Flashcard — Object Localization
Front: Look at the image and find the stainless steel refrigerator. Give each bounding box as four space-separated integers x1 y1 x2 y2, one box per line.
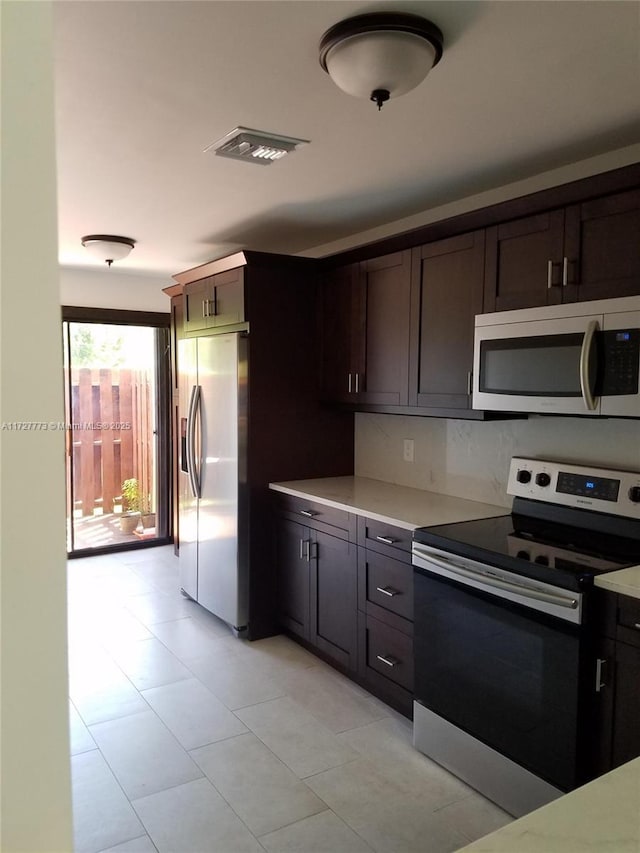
178 333 248 633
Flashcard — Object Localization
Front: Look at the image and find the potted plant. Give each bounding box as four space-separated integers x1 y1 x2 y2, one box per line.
141 492 156 530
120 478 141 533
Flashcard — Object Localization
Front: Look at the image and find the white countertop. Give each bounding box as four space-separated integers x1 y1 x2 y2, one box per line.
269 476 507 531
595 565 640 600
456 756 640 852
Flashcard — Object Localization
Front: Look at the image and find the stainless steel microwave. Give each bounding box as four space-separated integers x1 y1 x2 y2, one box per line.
473 295 640 417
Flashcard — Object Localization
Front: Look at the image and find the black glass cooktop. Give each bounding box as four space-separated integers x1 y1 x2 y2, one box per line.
414 510 640 591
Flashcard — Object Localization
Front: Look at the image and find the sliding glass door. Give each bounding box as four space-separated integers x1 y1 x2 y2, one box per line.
63 314 170 554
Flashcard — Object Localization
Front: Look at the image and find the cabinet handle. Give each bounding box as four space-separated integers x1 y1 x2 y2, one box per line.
562 257 569 287
467 371 473 396
355 373 360 393
299 539 305 560
300 510 317 518
210 293 218 316
376 654 399 668
202 299 208 318
547 260 562 288
376 536 397 545
376 585 400 597
348 373 353 393
595 658 607 692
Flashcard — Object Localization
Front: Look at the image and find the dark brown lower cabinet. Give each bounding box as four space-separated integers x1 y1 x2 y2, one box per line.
593 590 640 776
356 535 414 718
275 518 310 642
274 501 415 713
612 640 640 768
358 613 414 717
274 508 357 674
310 530 358 672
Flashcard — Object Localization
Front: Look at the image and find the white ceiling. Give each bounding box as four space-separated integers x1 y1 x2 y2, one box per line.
53 1 640 278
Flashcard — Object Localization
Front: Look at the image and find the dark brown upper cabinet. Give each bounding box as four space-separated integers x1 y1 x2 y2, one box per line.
483 211 566 312
409 231 485 411
183 275 212 333
484 188 640 312
183 267 245 334
320 251 411 406
563 188 640 303
319 263 357 403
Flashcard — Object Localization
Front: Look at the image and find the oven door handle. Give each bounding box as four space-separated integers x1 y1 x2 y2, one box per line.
413 547 578 610
579 320 599 412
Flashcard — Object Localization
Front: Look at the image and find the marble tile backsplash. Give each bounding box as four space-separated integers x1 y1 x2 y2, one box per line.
355 413 640 508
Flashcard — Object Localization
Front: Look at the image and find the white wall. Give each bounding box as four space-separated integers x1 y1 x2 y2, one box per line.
1 2 73 850
356 413 640 508
304 143 640 258
61 265 169 313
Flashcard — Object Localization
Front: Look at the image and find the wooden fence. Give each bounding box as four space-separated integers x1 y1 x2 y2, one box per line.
68 368 154 516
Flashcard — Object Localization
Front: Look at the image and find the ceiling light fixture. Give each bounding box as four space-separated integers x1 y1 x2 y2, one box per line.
81 234 136 266
319 12 443 110
205 127 309 165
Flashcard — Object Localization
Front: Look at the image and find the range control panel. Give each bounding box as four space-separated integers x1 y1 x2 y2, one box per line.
507 457 640 519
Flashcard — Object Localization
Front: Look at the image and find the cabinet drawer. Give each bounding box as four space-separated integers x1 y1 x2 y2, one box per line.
358 548 413 628
617 596 640 648
274 493 353 539
362 614 414 692
358 517 411 560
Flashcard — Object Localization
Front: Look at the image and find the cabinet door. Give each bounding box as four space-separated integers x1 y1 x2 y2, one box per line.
612 641 640 769
310 529 357 672
275 518 310 641
484 211 565 311
183 278 213 333
211 268 245 327
563 189 640 303
319 265 357 402
409 231 484 410
591 635 615 778
354 251 411 405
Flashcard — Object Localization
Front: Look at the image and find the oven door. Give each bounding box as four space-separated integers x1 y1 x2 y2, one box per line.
472 313 601 415
413 543 585 791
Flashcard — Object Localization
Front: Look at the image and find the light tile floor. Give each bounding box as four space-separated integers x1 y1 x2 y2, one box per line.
68 546 512 853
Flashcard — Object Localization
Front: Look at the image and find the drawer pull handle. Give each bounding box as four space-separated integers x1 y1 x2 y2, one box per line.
376 654 399 668
376 586 400 598
300 510 317 518
376 536 397 545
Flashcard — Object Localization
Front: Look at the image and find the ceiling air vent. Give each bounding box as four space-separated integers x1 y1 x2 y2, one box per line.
204 127 309 165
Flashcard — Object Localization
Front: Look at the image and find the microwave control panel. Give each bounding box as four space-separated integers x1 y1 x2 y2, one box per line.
508 457 640 519
600 329 640 396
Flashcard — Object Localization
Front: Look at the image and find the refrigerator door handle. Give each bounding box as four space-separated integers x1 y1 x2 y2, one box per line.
186 384 201 499
193 384 203 498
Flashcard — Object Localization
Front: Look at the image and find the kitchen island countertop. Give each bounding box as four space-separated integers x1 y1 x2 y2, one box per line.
269 475 507 531
595 564 640 601
456 755 640 852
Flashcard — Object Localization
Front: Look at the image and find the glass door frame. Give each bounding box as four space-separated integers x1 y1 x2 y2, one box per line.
62 306 172 557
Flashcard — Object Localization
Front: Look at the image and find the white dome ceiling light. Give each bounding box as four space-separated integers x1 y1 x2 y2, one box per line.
81 235 136 266
319 12 444 110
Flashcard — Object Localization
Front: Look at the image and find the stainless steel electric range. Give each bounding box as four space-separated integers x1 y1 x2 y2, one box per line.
412 456 640 817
